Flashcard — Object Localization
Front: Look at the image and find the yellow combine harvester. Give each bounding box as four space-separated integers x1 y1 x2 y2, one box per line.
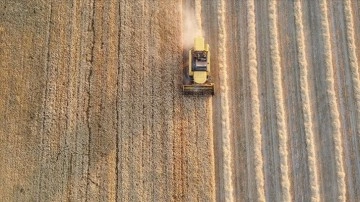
183 36 214 95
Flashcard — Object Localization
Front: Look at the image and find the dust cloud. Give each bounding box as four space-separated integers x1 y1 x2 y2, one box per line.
182 3 202 49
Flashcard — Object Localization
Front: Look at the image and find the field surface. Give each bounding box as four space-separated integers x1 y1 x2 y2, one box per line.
1 0 360 201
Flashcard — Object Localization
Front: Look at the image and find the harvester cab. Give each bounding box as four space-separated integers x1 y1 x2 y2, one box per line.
183 36 214 95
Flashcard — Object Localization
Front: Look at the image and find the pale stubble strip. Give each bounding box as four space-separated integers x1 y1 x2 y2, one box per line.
294 1 320 201
268 1 291 201
319 0 346 200
218 0 233 201
247 0 265 201
344 0 360 135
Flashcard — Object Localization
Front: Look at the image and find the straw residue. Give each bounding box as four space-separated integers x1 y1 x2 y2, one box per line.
294 1 320 201
319 0 346 200
247 0 265 201
344 0 360 135
268 1 291 201
218 0 233 201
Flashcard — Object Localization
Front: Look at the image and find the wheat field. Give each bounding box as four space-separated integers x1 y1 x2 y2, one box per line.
1 0 360 201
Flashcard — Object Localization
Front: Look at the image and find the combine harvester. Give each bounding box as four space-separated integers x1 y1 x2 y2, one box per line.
183 36 214 95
